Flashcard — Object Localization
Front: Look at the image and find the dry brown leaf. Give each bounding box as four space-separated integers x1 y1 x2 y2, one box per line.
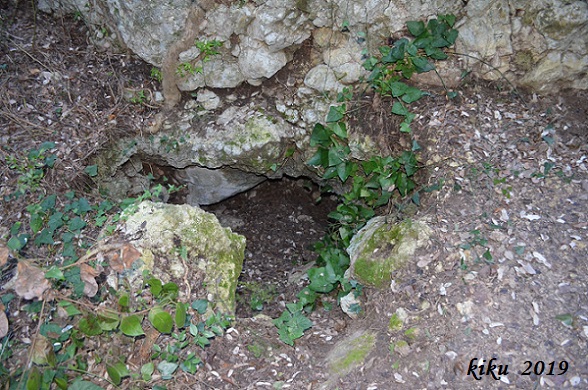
14 261 51 300
110 243 141 272
30 334 55 366
0 245 8 267
80 264 99 298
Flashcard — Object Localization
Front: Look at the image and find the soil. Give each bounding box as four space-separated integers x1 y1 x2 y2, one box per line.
1 3 587 390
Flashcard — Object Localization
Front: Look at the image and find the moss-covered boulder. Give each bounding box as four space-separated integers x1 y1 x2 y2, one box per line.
346 217 431 288
121 201 245 315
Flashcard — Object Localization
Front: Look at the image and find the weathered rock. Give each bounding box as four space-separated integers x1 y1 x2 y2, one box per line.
38 0 588 92
321 331 376 389
346 217 432 288
121 201 245 315
94 99 313 205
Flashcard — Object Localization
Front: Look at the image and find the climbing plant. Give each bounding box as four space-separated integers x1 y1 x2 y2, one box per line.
273 15 458 345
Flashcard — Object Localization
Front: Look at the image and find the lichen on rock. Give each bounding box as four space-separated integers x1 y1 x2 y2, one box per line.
347 217 432 288
121 201 245 315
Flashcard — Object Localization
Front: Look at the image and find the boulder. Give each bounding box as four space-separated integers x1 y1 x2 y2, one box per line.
346 217 432 288
121 201 245 315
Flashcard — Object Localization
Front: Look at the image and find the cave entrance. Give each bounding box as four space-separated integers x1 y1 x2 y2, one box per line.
202 177 338 318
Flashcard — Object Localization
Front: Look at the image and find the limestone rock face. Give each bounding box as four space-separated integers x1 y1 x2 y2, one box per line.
50 0 586 205
39 0 588 93
121 201 245 315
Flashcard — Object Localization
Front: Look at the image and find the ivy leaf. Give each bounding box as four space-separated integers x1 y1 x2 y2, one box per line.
68 217 86 233
399 122 412 133
389 81 408 97
327 147 344 167
309 123 330 146
141 363 155 381
329 121 347 139
175 302 187 328
7 236 25 251
29 213 43 234
40 194 56 212
47 211 64 232
391 102 409 116
406 20 425 37
68 379 106 390
307 148 328 168
106 362 129 386
401 87 423 103
555 313 573 327
45 266 64 280
149 307 173 334
191 299 208 314
307 267 335 293
34 228 55 246
84 165 98 177
443 14 456 27
445 28 458 45
78 314 103 336
326 105 345 123
120 315 145 337
412 56 435 73
157 361 178 380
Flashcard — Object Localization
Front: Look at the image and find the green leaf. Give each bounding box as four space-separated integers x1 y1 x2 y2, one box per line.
391 102 409 116
330 121 347 139
146 277 163 297
412 56 435 73
34 228 55 246
72 198 92 215
7 236 25 251
58 300 82 316
309 123 330 147
47 211 64 232
106 362 129 386
40 194 56 212
406 20 425 37
26 367 42 390
149 307 173 334
175 302 187 328
191 299 208 314
68 379 106 390
555 313 573 327
68 216 86 232
399 122 412 133
401 86 423 103
157 361 178 380
445 29 458 45
307 267 335 293
162 282 179 299
326 105 345 123
79 314 103 336
307 148 328 168
84 165 98 177
389 81 408 97
327 147 344 167
45 266 65 280
29 213 43 234
98 310 120 331
120 315 145 336
141 362 155 381
443 14 456 27
118 293 130 308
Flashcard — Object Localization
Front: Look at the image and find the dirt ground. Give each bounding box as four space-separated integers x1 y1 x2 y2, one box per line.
1 3 587 390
